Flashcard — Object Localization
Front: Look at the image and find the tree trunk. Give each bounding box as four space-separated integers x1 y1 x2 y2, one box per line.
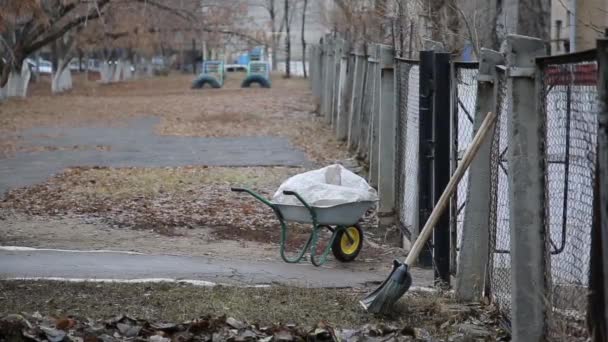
112 60 124 83
2 61 32 98
50 33 76 93
284 0 291 78
497 0 550 50
270 0 278 71
51 58 73 94
301 0 308 78
100 61 113 83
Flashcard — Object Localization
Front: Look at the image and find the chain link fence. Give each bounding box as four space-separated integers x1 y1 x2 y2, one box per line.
310 36 606 340
538 52 598 340
488 67 513 322
395 59 420 239
451 63 479 261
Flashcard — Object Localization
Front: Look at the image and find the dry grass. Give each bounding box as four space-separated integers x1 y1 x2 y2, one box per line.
0 281 504 338
0 73 347 163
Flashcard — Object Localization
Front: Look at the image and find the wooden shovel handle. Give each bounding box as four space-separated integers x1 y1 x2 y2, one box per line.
405 112 497 265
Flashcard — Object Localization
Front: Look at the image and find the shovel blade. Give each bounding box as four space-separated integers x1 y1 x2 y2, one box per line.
360 260 412 313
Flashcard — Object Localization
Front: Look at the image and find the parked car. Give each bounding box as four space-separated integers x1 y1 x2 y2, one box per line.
69 59 80 71
37 60 53 74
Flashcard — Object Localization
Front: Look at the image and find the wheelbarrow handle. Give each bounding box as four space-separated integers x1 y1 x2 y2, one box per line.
231 187 275 209
282 190 316 220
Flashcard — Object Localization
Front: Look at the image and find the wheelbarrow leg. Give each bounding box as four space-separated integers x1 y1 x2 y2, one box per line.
232 187 311 264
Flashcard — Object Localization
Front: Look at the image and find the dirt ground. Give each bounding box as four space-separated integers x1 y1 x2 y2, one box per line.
0 72 394 264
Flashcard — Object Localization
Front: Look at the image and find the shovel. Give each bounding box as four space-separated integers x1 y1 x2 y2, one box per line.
360 111 497 314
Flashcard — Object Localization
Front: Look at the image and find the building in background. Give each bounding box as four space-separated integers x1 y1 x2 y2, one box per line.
245 0 332 73
551 0 608 53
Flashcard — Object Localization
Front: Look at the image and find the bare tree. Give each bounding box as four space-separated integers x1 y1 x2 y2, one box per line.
301 0 308 78
284 0 290 78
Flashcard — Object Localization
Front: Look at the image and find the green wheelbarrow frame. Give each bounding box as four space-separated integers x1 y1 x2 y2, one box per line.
231 187 364 266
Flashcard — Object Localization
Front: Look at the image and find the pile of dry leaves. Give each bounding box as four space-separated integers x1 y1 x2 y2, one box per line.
0 312 503 342
1 166 376 248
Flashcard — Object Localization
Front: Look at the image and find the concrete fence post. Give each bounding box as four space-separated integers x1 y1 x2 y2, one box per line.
358 44 378 162
323 36 334 122
337 41 353 141
370 45 382 188
308 45 315 92
455 49 503 301
331 38 343 129
594 38 608 340
320 39 328 116
505 34 547 342
310 46 321 104
377 45 397 232
348 45 366 150
315 45 323 99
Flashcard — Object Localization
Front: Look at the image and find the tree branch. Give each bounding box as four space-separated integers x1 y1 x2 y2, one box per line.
24 0 112 56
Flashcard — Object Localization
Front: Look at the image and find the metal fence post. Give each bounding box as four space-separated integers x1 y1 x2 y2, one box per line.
418 50 434 267
505 34 547 342
455 49 503 301
593 38 608 342
377 45 397 232
337 40 353 141
432 52 451 285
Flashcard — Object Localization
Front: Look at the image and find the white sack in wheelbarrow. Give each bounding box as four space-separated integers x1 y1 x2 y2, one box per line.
272 164 378 207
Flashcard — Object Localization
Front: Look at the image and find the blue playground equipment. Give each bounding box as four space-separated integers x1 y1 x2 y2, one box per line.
241 46 271 88
192 61 224 89
242 61 271 88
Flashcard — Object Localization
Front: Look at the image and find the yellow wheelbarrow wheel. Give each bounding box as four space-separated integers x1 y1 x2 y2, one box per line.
331 225 363 262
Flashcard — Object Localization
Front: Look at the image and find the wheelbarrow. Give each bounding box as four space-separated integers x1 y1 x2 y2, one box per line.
231 187 375 266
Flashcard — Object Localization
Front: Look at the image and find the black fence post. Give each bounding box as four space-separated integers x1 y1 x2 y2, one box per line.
592 38 608 342
418 50 434 267
433 52 451 285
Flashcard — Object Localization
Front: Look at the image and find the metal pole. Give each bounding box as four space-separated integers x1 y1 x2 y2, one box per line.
432 52 451 285
418 50 434 267
455 49 503 301
593 38 608 341
505 34 547 341
370 45 382 188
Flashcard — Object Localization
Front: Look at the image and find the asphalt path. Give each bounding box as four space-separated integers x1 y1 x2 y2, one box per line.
0 248 433 288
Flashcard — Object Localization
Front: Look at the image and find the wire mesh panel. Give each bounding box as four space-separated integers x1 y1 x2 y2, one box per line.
539 52 598 340
487 67 512 322
452 63 479 256
395 59 419 238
